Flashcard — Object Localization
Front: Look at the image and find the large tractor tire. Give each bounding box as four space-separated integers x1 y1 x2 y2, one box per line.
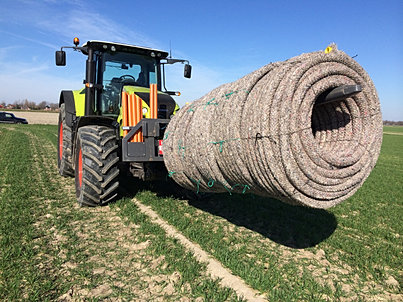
58 103 74 176
74 125 120 206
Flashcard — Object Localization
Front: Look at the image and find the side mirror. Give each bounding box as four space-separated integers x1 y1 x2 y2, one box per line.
55 50 66 66
184 64 192 78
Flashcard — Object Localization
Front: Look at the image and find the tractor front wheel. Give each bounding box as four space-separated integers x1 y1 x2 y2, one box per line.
58 103 74 176
74 126 119 206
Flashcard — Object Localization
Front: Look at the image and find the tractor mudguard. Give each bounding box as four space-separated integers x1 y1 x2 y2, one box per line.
59 89 86 127
59 90 76 127
173 103 180 115
72 88 85 116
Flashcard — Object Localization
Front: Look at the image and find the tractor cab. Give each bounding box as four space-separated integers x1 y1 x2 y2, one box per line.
97 47 161 117
56 38 191 121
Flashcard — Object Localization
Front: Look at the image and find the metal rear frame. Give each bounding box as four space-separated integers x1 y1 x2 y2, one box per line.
122 118 169 162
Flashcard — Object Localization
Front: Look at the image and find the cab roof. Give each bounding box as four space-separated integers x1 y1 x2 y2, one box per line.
82 40 169 59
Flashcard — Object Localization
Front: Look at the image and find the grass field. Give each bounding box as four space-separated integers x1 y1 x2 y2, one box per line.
0 124 401 301
384 126 403 135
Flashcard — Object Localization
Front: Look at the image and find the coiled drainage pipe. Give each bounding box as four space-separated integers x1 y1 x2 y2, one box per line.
163 47 382 209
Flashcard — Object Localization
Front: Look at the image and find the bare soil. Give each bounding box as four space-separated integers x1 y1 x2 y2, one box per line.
8 111 59 125
134 199 266 302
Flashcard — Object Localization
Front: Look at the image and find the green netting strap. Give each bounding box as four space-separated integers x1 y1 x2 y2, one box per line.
209 140 226 152
203 97 219 109
242 185 251 194
190 178 201 194
231 184 251 194
184 89 250 112
178 140 186 158
218 181 233 195
224 91 234 99
166 172 251 195
223 89 250 100
209 138 240 153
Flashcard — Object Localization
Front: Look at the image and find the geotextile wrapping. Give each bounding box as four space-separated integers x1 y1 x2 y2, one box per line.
162 47 383 209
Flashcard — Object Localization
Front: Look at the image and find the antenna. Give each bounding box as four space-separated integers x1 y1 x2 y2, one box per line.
169 40 172 58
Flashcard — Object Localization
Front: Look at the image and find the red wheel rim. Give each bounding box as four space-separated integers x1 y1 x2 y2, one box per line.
59 123 63 160
78 148 83 187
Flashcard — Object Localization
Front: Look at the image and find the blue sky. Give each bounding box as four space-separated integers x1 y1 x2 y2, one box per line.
0 0 402 120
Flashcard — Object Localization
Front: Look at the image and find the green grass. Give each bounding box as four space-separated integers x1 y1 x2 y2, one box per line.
130 131 403 301
0 124 401 301
0 124 242 301
383 125 403 133
0 125 64 300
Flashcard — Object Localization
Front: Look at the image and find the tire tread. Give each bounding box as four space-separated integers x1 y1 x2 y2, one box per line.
75 125 119 206
58 103 74 176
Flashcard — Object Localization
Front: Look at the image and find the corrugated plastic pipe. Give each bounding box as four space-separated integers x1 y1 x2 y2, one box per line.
163 46 382 209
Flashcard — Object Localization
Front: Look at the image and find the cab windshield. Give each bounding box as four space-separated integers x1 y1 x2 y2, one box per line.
99 52 158 116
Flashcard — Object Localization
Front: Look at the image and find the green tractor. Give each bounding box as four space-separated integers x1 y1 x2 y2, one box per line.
56 38 191 206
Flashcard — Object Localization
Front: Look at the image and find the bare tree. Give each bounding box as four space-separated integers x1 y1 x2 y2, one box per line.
49 103 58 110
13 100 23 109
38 101 47 110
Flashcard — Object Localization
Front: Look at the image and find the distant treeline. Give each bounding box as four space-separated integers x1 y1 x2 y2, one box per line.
383 120 403 126
0 99 58 110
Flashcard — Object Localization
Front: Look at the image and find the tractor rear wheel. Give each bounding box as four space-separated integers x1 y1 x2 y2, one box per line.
58 103 74 176
74 125 120 206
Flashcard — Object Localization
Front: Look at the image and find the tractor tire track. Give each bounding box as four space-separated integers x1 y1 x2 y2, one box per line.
133 198 266 302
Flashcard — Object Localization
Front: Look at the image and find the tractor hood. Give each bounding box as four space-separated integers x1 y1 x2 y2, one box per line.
123 85 177 119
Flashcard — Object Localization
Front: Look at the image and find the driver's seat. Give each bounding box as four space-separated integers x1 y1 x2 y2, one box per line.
137 72 146 87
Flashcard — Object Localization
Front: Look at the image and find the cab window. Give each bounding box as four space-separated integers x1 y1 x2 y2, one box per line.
99 52 158 116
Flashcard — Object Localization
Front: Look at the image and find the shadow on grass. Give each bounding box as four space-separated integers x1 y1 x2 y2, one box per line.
119 175 337 249
188 193 337 249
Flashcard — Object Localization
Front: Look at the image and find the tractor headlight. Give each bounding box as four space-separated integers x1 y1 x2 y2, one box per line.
142 108 148 115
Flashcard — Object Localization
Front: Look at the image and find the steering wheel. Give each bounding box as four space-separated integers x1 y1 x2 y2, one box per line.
119 75 136 82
